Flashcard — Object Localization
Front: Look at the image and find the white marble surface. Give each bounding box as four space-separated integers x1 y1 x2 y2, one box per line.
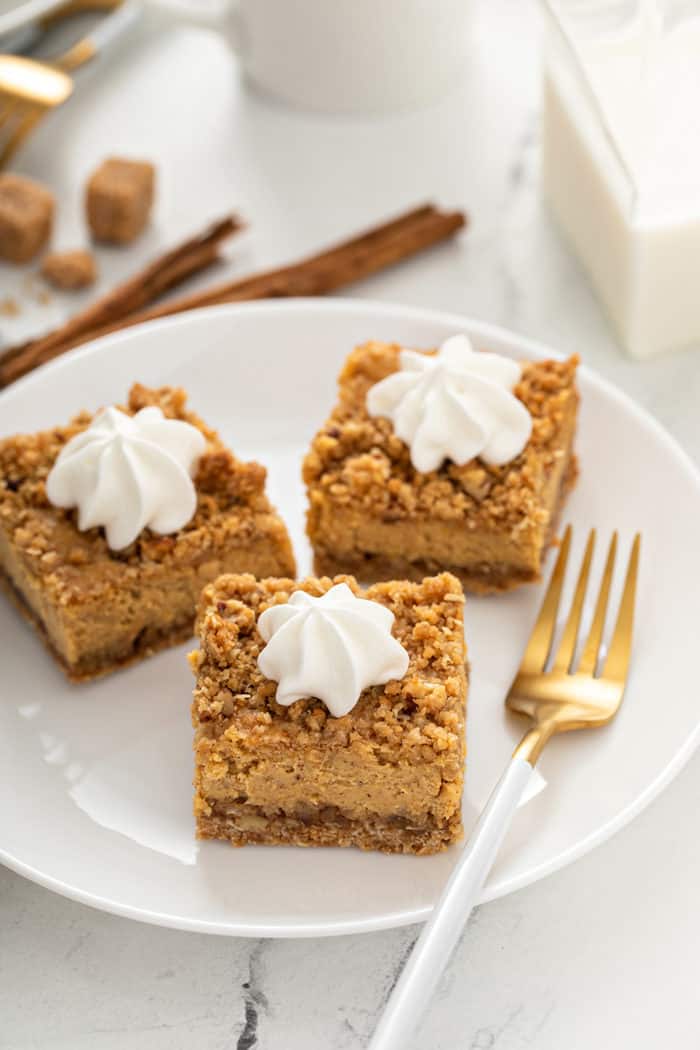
2 1 700 1047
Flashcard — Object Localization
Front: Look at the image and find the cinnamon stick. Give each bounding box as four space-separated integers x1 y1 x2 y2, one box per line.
0 215 243 376
0 205 466 388
133 206 466 318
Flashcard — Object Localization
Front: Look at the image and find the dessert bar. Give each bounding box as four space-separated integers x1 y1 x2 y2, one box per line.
304 336 579 593
0 384 295 680
191 572 467 855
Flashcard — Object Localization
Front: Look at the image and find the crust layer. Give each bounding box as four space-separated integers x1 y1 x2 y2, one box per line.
197 805 462 855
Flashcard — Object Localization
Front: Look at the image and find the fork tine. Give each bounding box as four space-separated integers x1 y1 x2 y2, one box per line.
519 525 572 675
576 532 617 675
602 533 641 683
551 529 596 673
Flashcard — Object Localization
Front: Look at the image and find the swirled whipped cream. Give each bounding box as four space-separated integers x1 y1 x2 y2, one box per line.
257 583 409 718
366 333 532 473
46 405 206 550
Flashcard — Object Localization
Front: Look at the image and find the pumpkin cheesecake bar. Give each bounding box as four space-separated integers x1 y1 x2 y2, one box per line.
0 384 295 681
303 337 579 593
190 572 468 855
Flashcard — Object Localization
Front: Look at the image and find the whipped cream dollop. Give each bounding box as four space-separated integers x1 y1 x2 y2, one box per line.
46 405 206 550
257 583 409 718
366 333 532 473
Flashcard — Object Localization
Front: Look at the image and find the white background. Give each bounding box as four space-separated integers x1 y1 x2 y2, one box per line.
2 1 699 1047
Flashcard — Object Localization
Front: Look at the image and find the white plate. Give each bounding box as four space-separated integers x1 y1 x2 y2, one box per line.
1 299 699 938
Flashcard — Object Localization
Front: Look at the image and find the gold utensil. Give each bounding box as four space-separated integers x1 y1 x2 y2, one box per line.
509 525 640 762
0 0 139 169
369 526 641 1050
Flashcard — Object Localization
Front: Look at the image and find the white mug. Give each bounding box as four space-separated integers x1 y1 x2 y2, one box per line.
151 0 472 114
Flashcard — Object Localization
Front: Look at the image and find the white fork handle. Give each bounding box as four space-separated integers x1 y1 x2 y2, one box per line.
368 755 534 1050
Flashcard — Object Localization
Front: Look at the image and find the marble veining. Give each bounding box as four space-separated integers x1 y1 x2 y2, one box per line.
237 942 269 1050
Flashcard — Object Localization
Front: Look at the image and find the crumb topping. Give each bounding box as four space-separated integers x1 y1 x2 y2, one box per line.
40 249 97 291
303 342 579 532
0 384 274 600
191 572 467 765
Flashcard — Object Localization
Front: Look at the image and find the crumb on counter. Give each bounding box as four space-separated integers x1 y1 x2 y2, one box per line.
0 296 20 317
41 249 97 291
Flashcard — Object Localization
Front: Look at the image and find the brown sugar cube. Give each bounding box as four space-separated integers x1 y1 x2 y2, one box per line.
41 249 97 291
0 174 55 264
86 157 155 244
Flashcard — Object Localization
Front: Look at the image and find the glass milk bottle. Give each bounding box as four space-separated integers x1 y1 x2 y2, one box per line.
541 1 700 357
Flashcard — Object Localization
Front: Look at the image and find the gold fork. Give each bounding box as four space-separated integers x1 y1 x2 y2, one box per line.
369 526 641 1050
0 0 140 170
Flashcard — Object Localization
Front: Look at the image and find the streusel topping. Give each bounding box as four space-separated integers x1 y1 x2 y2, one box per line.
191 572 467 767
0 385 273 599
303 342 579 532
